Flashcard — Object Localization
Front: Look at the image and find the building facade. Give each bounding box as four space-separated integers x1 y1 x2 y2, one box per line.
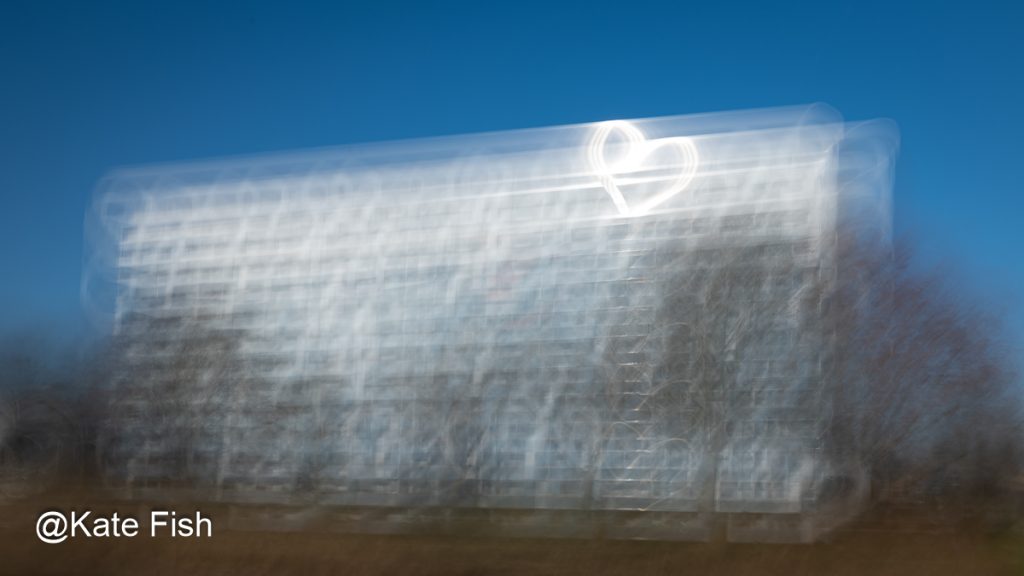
87 106 895 540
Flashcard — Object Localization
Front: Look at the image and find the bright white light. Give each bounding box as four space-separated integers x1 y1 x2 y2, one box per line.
586 120 699 216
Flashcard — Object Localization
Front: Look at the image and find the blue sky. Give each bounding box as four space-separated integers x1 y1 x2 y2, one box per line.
1 1 1021 351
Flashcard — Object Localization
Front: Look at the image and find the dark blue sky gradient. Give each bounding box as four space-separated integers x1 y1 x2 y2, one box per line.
1 1 1021 349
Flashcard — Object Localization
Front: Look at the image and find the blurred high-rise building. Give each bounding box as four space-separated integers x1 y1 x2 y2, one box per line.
85 106 895 541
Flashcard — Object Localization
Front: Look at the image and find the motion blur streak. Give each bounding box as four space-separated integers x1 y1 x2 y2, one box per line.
83 105 898 542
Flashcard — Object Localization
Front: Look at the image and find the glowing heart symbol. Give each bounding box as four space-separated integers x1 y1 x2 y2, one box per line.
587 121 699 216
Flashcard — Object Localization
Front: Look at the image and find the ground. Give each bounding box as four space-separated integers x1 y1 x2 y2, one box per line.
1 488 1021 575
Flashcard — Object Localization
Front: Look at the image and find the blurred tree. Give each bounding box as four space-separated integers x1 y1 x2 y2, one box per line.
825 228 1022 512
97 312 270 492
